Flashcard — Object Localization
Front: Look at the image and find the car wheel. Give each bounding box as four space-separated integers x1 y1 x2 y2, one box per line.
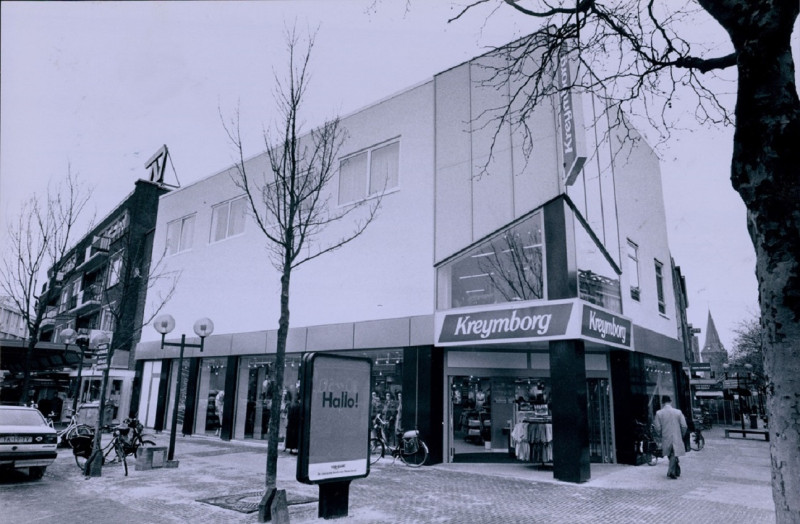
29 466 46 480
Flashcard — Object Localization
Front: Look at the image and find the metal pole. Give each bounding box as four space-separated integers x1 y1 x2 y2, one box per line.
71 343 86 415
168 334 186 462
738 374 746 432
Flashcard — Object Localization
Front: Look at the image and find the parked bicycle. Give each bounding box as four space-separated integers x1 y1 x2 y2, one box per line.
634 419 661 466
369 414 428 468
690 419 705 451
69 418 155 476
53 408 94 448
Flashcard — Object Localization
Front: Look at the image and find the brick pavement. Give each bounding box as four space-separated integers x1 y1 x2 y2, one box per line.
0 425 775 523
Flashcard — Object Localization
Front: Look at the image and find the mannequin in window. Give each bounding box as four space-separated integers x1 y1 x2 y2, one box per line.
215 390 225 436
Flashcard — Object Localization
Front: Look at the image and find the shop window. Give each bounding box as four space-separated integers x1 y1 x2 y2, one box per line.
627 240 640 300
237 354 304 440
210 196 247 243
338 140 399 205
655 259 666 314
165 214 195 256
437 211 544 309
574 209 622 312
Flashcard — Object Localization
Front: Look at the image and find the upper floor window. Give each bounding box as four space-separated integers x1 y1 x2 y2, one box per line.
107 252 123 288
210 196 247 243
166 214 196 256
100 307 116 332
627 240 640 300
655 259 666 314
338 140 399 205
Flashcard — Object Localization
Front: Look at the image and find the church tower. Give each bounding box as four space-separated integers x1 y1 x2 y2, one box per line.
701 311 728 378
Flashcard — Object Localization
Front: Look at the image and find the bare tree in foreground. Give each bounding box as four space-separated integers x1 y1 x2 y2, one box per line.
449 1 799 519
0 168 92 405
222 28 381 521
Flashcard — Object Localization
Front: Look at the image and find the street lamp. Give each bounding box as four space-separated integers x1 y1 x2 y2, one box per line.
723 363 752 432
154 314 214 465
61 328 90 416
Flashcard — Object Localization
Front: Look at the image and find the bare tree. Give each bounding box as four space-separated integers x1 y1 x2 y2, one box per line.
449 1 799 519
730 316 765 373
222 27 381 521
0 168 93 405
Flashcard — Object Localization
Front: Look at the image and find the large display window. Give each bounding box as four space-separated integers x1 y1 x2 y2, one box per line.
236 354 302 441
436 211 544 310
195 358 228 437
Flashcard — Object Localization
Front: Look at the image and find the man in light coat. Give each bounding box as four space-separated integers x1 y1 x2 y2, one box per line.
653 395 688 479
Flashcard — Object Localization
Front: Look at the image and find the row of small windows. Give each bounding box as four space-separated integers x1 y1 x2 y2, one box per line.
166 140 401 255
626 239 667 315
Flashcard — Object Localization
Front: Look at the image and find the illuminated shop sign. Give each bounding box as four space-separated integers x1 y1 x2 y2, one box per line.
438 303 573 344
580 305 632 348
436 300 633 349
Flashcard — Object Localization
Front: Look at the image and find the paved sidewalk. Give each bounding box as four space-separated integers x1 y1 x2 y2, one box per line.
0 425 775 523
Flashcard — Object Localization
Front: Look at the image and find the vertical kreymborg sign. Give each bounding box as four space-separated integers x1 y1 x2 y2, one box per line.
557 48 587 187
297 353 372 485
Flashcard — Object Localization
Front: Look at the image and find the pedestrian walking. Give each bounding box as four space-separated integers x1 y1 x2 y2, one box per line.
653 395 687 479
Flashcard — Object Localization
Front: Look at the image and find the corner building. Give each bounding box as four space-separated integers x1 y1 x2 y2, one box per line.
135 44 686 482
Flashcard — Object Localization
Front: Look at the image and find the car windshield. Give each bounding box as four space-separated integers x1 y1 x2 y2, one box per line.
0 409 47 427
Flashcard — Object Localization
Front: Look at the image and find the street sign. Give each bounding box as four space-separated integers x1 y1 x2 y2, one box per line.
690 363 711 371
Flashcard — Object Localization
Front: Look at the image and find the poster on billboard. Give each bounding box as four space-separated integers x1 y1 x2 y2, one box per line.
297 353 372 485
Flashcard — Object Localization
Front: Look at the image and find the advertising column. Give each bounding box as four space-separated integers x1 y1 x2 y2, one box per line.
297 353 372 519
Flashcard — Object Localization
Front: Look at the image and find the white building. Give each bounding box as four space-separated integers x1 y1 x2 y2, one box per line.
135 43 687 481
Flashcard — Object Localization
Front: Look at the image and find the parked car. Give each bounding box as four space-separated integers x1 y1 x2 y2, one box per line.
0 405 58 479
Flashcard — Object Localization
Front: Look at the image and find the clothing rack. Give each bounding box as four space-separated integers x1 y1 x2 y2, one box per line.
511 417 553 467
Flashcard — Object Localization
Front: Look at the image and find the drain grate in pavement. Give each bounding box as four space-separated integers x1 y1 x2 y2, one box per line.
197 491 317 513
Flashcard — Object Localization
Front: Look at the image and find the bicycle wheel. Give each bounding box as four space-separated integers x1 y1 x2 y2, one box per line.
400 438 428 468
117 442 128 476
71 435 94 472
369 438 385 465
64 425 94 447
691 432 705 451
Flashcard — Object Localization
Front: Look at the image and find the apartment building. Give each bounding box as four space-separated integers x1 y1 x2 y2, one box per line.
39 178 170 421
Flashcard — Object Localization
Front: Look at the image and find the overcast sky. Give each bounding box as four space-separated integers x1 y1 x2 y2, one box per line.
2 1 797 351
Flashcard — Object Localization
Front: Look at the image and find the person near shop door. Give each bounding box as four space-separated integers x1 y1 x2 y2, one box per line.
653 395 688 479
284 396 301 454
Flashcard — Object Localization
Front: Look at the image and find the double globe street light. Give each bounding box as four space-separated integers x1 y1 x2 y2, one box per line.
153 314 214 465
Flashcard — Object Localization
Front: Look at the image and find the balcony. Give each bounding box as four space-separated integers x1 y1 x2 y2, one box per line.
72 286 103 317
39 306 60 327
75 236 110 274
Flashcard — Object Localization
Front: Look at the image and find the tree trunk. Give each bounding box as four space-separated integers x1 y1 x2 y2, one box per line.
264 267 291 492
726 12 800 521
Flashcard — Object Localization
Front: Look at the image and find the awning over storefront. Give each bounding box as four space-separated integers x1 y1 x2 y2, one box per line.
0 339 82 374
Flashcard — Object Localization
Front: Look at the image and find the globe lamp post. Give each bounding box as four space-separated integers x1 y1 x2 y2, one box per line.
154 314 214 465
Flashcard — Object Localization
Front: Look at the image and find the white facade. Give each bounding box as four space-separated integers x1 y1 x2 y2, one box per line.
134 43 686 472
141 81 436 342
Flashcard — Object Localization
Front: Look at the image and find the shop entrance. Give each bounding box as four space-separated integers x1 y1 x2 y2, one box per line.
449 375 614 464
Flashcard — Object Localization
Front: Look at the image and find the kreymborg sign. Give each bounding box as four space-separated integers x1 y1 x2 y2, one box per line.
436 300 632 349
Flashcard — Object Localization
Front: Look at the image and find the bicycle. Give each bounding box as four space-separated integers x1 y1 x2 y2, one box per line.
369 414 428 468
634 420 661 466
69 418 155 476
55 408 94 448
690 419 705 451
